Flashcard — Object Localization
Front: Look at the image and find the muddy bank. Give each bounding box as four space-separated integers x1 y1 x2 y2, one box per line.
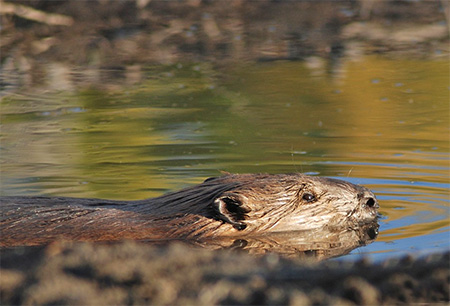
1 241 448 305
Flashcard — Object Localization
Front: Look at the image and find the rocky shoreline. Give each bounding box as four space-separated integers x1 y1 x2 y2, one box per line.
1 241 448 305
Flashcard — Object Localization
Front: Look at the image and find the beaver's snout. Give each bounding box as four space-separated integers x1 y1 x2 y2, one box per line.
363 197 379 219
365 197 376 207
362 196 378 211
353 189 379 224
361 189 378 205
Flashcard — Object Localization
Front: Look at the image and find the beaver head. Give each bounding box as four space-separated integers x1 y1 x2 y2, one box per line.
196 173 379 235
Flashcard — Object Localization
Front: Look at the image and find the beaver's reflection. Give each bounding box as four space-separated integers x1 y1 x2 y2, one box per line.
190 221 379 260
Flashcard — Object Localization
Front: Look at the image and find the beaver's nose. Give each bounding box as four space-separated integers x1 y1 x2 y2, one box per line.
363 196 379 210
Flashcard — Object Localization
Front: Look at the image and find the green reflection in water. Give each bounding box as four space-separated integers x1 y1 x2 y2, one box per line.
1 57 448 250
1 57 448 197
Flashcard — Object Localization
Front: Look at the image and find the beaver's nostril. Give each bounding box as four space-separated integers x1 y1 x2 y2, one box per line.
366 197 376 208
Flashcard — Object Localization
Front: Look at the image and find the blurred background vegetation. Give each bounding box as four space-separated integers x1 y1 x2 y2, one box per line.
1 0 448 92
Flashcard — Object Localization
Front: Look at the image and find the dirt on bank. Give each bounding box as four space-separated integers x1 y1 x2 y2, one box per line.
1 241 448 305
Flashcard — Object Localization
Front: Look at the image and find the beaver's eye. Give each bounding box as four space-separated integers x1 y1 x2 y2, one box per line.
302 193 316 203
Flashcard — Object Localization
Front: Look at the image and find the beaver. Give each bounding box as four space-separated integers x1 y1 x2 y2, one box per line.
0 173 379 247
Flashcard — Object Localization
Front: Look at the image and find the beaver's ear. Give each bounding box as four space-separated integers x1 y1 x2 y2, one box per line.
213 193 251 230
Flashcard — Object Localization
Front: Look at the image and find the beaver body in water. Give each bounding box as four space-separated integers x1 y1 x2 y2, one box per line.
0 173 379 247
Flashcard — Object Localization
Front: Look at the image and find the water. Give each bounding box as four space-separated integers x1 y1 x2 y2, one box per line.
1 56 449 261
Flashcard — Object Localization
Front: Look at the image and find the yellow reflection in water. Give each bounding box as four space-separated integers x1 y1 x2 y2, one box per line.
223 55 448 175
378 219 448 242
0 56 448 256
1 56 448 200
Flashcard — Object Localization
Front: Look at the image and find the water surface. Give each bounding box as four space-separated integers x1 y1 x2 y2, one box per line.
1 56 448 260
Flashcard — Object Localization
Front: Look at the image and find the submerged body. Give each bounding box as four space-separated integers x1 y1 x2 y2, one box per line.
0 173 379 247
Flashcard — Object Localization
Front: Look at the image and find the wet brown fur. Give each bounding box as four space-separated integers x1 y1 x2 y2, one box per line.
0 173 379 247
